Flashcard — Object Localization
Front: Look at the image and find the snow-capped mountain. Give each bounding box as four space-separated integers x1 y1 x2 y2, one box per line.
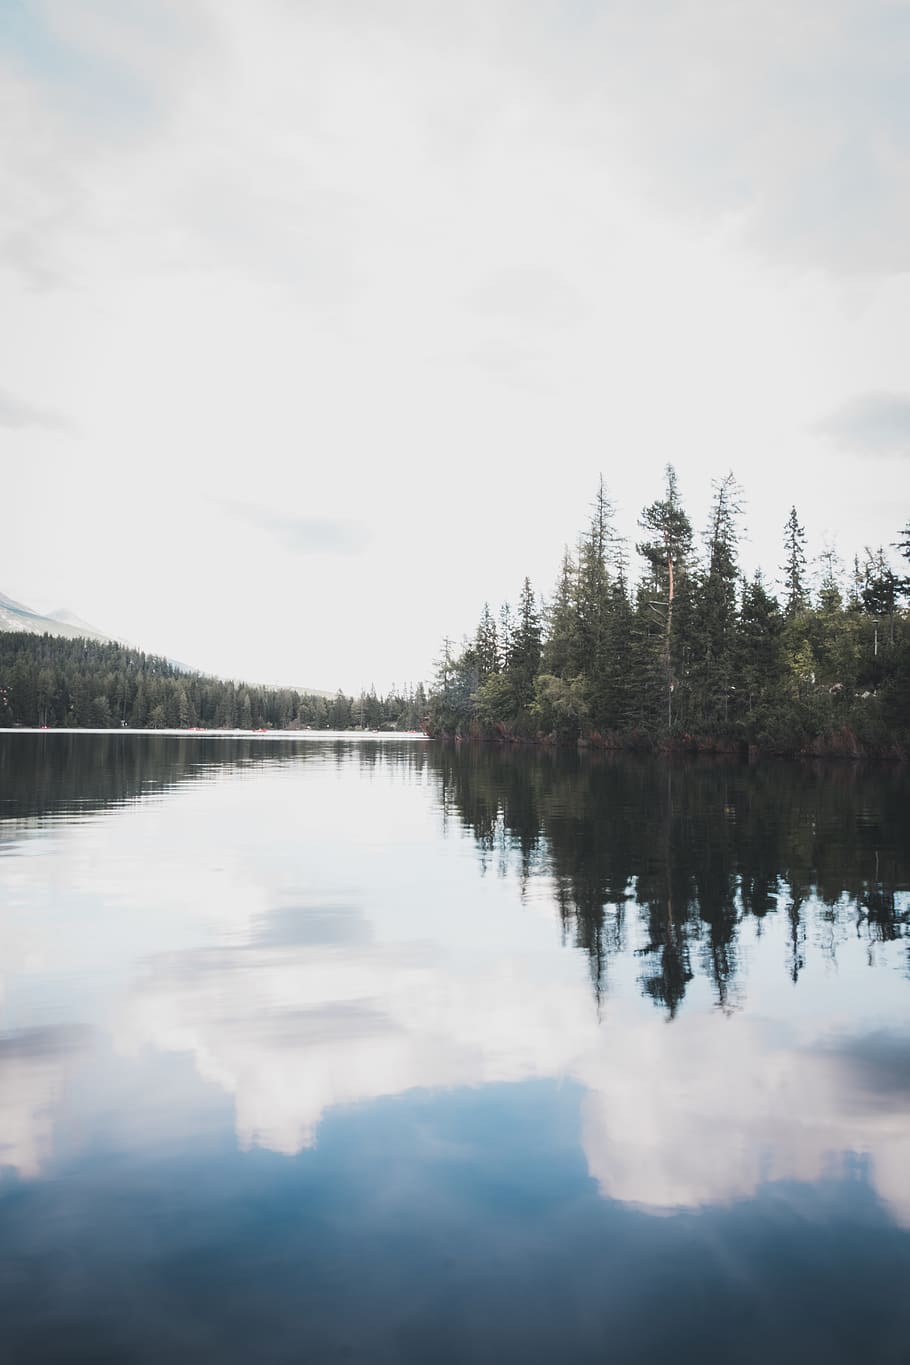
0 592 328 690
0 591 115 644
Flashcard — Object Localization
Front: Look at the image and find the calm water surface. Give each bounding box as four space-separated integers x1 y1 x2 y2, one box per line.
1 733 908 1364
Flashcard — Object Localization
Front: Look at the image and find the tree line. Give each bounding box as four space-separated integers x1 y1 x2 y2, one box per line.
0 633 426 732
428 469 910 754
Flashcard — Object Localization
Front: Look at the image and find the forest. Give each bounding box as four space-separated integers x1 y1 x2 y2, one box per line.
0 633 426 732
2 468 907 751
427 469 910 755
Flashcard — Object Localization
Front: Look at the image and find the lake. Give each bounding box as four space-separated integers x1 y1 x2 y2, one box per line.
1 733 908 1364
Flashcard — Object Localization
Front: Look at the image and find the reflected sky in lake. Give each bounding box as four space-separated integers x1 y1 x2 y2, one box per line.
1 734 909 1363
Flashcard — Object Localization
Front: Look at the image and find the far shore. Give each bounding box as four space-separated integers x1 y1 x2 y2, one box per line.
0 727 429 740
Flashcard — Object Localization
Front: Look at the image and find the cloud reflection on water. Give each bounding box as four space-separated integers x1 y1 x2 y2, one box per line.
1 738 908 1233
120 898 910 1226
0 1027 85 1178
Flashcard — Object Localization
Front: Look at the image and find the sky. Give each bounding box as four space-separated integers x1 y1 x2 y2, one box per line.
2 0 909 693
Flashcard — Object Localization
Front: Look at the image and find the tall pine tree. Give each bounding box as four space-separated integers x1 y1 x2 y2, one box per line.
781 506 808 616
637 464 693 732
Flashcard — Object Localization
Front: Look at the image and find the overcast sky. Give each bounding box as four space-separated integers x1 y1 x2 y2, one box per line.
2 0 909 693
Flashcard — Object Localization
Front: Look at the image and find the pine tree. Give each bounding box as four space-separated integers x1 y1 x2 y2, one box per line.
893 523 910 598
602 542 636 732
861 547 900 648
575 477 616 728
497 603 514 673
473 604 499 681
542 548 578 679
895 523 910 564
637 464 693 731
691 473 743 730
506 577 542 716
816 544 844 613
735 572 783 734
781 507 808 616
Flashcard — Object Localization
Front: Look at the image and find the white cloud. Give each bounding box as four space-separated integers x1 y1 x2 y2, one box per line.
0 385 72 431
816 391 910 456
2 1 908 689
216 500 371 555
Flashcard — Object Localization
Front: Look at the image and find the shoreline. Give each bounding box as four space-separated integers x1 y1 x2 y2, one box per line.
0 727 429 740
428 727 909 763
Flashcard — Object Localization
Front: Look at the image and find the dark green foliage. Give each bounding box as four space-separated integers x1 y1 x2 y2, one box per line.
470 579 543 737
861 546 902 646
636 463 693 732
427 473 910 753
0 634 426 732
686 473 743 733
473 604 499 682
781 506 808 616
541 549 577 681
893 522 910 583
506 578 542 716
733 573 785 742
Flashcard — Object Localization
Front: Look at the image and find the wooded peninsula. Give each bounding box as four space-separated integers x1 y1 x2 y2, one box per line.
0 633 426 732
426 469 909 756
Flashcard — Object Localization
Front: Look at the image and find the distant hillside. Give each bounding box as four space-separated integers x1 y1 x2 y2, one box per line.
0 590 330 695
0 591 192 671
46 607 111 637
0 631 427 731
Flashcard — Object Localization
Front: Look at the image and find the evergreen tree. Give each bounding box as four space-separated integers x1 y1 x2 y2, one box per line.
506 578 542 716
602 543 636 732
542 548 578 679
861 547 900 648
894 522 910 572
690 473 743 731
473 604 499 681
424 476 908 752
735 573 783 739
497 603 514 673
575 478 616 729
636 464 693 731
816 543 843 612
781 506 808 616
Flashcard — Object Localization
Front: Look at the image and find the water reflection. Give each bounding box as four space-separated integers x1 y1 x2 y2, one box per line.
0 732 207 827
4 735 906 1014
0 1027 86 1177
432 744 910 1008
1 734 909 1361
122 916 910 1221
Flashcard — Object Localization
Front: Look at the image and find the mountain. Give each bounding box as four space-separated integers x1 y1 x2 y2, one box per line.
0 591 330 693
0 592 114 644
0 591 193 667
47 607 111 637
